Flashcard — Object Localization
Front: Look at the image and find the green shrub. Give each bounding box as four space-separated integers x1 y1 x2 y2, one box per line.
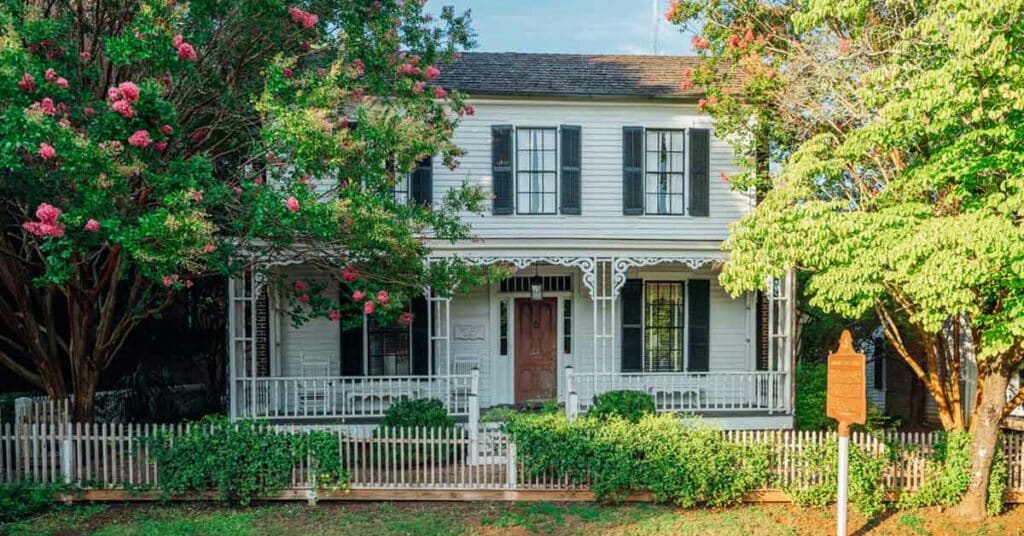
795 361 899 431
504 412 771 506
380 399 455 429
896 429 1006 515
785 435 890 518
144 415 346 505
377 399 457 467
0 482 58 523
587 390 655 423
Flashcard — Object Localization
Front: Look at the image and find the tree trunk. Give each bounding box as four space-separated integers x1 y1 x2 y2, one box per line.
952 362 1009 520
72 366 100 422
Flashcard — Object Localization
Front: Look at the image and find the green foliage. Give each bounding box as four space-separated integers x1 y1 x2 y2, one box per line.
897 430 971 509
144 416 346 505
480 405 517 423
786 435 890 518
587 390 656 423
0 481 58 523
794 362 830 430
897 430 1007 515
379 399 455 430
504 413 771 506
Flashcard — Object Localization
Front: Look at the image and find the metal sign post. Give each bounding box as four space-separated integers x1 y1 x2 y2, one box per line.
826 330 866 536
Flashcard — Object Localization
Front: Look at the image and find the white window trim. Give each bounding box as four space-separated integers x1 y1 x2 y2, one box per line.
513 126 560 215
642 128 690 217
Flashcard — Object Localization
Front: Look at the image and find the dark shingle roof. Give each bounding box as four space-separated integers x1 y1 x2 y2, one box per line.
435 52 709 100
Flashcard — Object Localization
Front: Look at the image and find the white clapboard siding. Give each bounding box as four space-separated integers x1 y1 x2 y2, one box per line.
434 99 749 242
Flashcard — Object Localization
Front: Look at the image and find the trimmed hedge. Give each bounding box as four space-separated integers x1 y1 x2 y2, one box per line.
587 390 656 423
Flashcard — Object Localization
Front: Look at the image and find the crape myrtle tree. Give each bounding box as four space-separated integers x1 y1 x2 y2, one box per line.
0 0 496 421
666 0 1024 519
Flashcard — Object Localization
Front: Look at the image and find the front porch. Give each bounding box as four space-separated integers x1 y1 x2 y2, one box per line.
227 254 795 428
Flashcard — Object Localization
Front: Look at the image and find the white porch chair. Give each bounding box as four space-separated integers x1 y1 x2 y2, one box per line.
298 355 331 415
449 355 479 411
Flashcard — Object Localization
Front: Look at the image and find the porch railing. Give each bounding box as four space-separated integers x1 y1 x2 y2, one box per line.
234 374 475 420
569 370 790 414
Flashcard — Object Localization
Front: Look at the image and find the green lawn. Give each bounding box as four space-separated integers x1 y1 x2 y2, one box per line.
3 501 1020 535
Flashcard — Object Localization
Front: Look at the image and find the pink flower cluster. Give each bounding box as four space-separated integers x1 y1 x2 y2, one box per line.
22 203 65 238
679 67 694 91
84 219 101 232
664 0 679 21
162 274 192 288
698 95 717 110
424 65 440 80
38 142 56 160
433 86 447 98
128 130 152 148
108 81 140 119
18 73 35 92
288 7 319 29
285 196 300 212
691 35 710 50
44 68 68 89
398 311 414 325
341 264 359 282
34 97 57 116
172 34 197 60
353 59 365 78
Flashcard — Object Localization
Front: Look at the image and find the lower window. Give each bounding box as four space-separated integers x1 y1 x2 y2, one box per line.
367 317 411 375
644 281 684 372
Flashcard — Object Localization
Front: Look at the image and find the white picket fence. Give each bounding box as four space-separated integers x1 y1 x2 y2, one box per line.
2 423 1024 499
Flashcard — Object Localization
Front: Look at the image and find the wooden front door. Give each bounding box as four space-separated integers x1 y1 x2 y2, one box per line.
514 298 558 403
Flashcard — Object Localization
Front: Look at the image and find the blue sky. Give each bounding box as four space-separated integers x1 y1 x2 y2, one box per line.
428 0 696 55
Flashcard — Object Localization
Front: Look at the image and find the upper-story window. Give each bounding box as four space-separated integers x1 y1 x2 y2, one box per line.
516 128 558 214
645 130 686 215
622 127 710 217
491 125 582 216
392 157 432 206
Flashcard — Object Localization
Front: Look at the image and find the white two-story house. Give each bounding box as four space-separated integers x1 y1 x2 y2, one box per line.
226 53 796 429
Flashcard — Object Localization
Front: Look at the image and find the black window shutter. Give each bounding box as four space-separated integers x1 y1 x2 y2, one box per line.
873 335 885 390
411 296 430 375
339 286 365 376
559 125 581 214
687 279 710 372
621 279 643 372
410 157 433 205
688 128 710 217
622 126 644 215
492 125 514 215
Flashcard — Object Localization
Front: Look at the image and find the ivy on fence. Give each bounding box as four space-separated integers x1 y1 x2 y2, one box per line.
142 416 347 505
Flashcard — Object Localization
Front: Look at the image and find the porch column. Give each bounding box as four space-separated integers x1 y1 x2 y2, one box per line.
426 286 452 408
766 270 795 413
227 269 258 420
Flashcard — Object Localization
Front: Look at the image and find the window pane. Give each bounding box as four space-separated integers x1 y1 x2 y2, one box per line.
563 299 572 354
367 315 411 376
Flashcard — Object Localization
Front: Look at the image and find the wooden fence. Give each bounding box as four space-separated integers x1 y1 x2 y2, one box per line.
2 423 1024 502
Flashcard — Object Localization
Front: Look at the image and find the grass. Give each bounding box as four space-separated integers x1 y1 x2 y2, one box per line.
3 501 1021 535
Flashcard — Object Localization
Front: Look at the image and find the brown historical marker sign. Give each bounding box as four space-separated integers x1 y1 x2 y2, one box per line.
826 330 867 434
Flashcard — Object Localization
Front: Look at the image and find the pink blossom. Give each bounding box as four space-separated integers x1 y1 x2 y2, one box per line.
55 77 69 89
424 65 440 80
458 104 475 117
398 63 421 76
159 124 173 135
412 80 425 94
363 300 375 314
185 279 194 289
45 68 57 82
341 265 359 282
233 186 243 194
128 130 152 148
38 142 56 160
18 73 35 92
679 79 694 91
398 311 414 325
283 68 294 78
298 293 310 303
110 99 135 118
288 7 319 29
190 190 204 202
720 172 731 183
299 41 310 51
38 98 57 116
691 35 710 50
838 38 851 55
294 279 308 291
433 86 447 98
351 87 365 101
353 58 365 77
376 290 390 305
203 244 217 253
154 141 168 152
328 310 341 321
285 196 300 212
22 203 65 237
162 276 174 287
177 42 197 60
118 81 140 103
84 219 101 232
664 0 679 20
339 116 350 129
172 34 184 48
79 51 92 61
107 87 121 101
352 290 365 301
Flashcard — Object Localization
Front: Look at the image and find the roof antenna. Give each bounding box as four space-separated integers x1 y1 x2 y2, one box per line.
652 0 660 55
